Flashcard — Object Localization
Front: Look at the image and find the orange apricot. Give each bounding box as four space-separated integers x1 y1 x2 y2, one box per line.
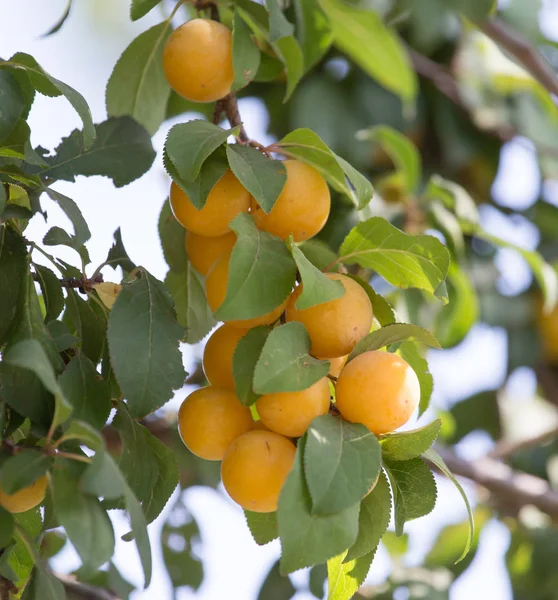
0 476 47 513
185 230 236 276
329 355 348 378
203 324 249 389
178 387 253 460
221 430 296 512
335 351 420 434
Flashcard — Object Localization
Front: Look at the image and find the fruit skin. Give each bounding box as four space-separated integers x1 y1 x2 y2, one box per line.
252 160 331 242
178 387 253 460
206 252 288 328
185 230 236 276
162 19 234 103
256 377 331 437
170 170 250 237
0 476 47 513
286 274 373 358
203 324 250 389
221 430 296 513
329 355 348 378
335 351 420 434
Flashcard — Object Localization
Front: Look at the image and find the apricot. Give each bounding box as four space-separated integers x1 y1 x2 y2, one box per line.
256 377 330 437
221 430 296 512
286 274 373 358
329 355 348 378
162 19 234 103
335 351 420 434
178 387 253 460
203 324 249 389
206 253 288 328
185 230 236 276
170 170 250 237
252 160 330 242
0 476 47 513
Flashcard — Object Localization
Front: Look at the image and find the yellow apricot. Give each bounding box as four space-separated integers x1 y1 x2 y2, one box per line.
206 253 288 328
0 476 47 513
203 324 249 389
286 274 373 358
329 355 348 378
170 170 250 237
178 386 253 460
256 377 330 437
252 160 330 242
185 230 237 276
335 351 420 434
162 19 234 103
221 430 296 512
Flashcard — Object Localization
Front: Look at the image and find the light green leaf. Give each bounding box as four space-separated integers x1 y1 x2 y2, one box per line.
327 551 374 600
399 341 433 416
305 414 381 514
0 450 51 495
294 0 333 71
232 11 261 90
244 510 279 546
33 265 64 323
381 420 442 461
425 174 480 226
233 326 271 406
298 239 338 271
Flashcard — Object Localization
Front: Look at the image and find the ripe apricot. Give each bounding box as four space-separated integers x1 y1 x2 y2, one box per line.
256 377 330 437
206 253 288 328
329 355 348 378
221 430 296 512
0 476 47 513
162 19 234 103
286 274 373 358
203 324 249 389
335 351 420 434
178 387 253 460
185 230 236 276
170 170 250 237
252 160 330 242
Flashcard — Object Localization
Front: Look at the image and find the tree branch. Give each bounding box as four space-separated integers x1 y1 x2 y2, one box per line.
488 426 558 460
482 18 558 97
55 573 119 600
31 271 104 293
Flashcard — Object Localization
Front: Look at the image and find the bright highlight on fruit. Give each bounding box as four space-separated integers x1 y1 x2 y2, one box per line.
185 230 237 276
335 350 420 434
221 430 296 513
0 476 47 513
203 324 249 389
162 19 234 103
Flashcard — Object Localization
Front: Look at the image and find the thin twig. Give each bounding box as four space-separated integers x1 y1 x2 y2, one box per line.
488 426 558 460
31 270 103 293
221 93 249 143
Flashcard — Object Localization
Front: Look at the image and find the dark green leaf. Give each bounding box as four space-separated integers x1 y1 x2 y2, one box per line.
0 450 51 495
43 187 90 244
244 510 279 546
233 326 271 406
298 239 337 271
449 0 496 20
253 322 330 394
232 11 261 91
105 227 136 274
309 564 327 599
0 225 27 344
258 560 295 600
42 116 155 187
446 390 501 444
40 531 66 559
158 199 188 274
0 71 25 143
305 414 381 514
381 420 441 462
130 0 161 20
33 265 64 323
106 22 172 135
399 341 433 417
64 289 106 365
327 551 374 600
294 0 333 71
21 564 66 600
108 268 186 418
42 0 72 36
62 419 104 451
0 507 14 549
217 214 296 321
43 226 90 266
347 276 396 326
226 145 286 213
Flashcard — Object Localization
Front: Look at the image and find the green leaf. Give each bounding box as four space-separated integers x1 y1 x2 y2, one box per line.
42 116 155 187
450 0 496 20
253 322 330 394
33 265 64 323
347 276 396 326
158 199 188 274
42 0 72 36
305 414 381 514
114 404 179 523
327 551 374 600
384 457 437 536
0 71 25 143
345 471 391 561
62 419 104 451
64 289 106 365
39 531 66 559
105 227 136 274
165 120 236 182
107 268 186 418
50 468 115 574
277 128 373 208
278 437 359 574
232 11 261 91
357 126 421 192
423 449 474 563
233 326 271 406
425 175 479 227
43 226 90 266
446 390 501 444
381 420 441 461
226 145 286 213
58 354 112 429
399 341 433 417
165 264 217 344
244 510 279 546
339 217 450 300
106 22 172 135
216 214 296 321
43 187 91 244
318 0 416 103
0 450 51 495
294 0 333 71
0 225 27 345
298 239 338 271
22 563 66 600
265 0 304 100
4 52 95 149
258 560 295 600
287 237 344 309
309 564 327 598
0 507 14 549
349 323 440 361
131 0 162 20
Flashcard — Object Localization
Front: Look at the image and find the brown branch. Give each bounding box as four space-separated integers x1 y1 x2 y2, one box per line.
482 18 558 97
31 271 103 293
221 93 249 143
488 426 558 460
55 573 119 600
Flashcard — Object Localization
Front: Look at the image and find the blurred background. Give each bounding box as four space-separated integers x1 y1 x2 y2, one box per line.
3 0 558 598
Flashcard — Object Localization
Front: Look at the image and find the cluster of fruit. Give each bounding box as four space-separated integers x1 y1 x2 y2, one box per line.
163 19 421 514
